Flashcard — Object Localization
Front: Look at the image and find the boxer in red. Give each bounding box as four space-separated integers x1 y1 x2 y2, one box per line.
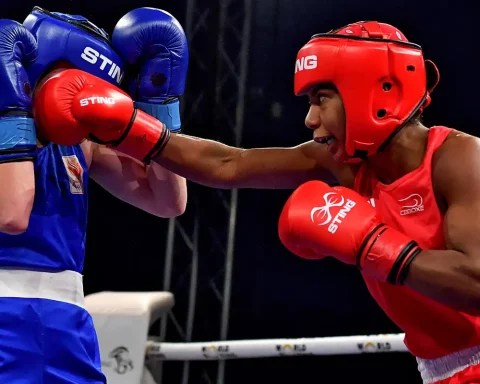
35 21 480 383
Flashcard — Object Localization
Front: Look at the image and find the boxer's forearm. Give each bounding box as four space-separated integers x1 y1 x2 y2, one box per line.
154 135 333 189
153 133 242 189
147 162 187 217
403 249 480 315
0 162 34 234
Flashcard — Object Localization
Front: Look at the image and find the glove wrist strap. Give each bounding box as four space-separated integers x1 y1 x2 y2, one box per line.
0 117 38 163
357 225 422 284
108 109 170 164
135 100 181 132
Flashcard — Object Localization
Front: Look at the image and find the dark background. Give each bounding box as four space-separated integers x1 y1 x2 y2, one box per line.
3 1 476 383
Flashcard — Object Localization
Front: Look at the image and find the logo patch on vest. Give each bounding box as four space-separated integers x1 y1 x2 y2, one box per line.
398 193 424 216
62 155 84 194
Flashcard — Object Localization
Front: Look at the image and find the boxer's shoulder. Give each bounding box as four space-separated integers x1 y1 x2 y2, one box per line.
433 129 480 167
432 129 480 200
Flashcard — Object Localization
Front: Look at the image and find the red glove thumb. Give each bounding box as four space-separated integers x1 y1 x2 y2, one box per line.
278 194 330 260
278 182 356 260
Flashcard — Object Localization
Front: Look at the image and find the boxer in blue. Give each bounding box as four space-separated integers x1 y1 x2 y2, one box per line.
0 6 188 383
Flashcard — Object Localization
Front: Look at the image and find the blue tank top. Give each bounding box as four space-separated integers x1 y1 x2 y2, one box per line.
0 143 88 272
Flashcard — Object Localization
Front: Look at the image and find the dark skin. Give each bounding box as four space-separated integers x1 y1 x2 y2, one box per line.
153 85 480 315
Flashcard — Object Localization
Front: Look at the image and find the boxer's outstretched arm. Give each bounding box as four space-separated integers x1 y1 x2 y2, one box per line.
82 140 187 218
154 134 350 189
0 163 35 234
403 134 480 314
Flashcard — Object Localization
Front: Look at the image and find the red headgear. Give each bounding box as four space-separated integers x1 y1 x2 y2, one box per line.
294 21 439 160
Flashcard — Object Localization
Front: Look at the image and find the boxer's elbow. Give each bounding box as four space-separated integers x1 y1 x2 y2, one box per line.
452 258 480 315
165 192 187 217
461 293 480 317
0 212 30 235
0 194 33 235
167 178 187 217
467 264 480 311
152 183 187 218
152 201 186 218
0 163 35 234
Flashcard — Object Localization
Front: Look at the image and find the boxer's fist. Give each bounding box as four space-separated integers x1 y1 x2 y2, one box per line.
33 69 130 145
112 8 189 132
0 20 38 163
278 181 422 284
278 181 377 262
33 69 169 163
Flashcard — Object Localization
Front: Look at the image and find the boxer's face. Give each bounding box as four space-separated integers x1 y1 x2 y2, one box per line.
304 84 347 162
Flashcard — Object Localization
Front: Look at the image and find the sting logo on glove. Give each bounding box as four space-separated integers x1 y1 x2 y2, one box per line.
310 192 357 234
80 47 124 85
79 97 116 107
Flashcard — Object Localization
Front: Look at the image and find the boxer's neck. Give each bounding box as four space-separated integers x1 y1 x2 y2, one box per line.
366 123 430 185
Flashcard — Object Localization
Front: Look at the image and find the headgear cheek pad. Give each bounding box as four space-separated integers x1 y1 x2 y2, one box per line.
294 21 440 160
23 6 125 87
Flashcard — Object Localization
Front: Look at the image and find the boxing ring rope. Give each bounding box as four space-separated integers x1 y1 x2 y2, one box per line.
86 293 410 383
145 333 408 361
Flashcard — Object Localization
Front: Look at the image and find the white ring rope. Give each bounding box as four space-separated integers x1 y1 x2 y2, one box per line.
146 333 408 361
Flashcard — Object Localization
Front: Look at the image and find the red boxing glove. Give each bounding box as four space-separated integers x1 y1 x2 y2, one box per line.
33 69 170 163
278 181 422 285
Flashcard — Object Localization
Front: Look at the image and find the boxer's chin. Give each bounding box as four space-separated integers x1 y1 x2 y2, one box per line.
327 139 349 163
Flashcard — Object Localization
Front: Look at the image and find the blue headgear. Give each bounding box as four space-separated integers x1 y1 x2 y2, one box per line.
23 7 125 87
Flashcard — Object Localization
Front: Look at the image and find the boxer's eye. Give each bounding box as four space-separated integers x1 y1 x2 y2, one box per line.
308 94 327 106
315 92 328 105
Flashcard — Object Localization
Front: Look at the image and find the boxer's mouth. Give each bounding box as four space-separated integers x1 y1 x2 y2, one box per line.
314 135 336 145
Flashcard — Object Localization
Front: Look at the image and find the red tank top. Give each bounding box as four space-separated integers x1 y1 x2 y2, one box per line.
353 126 480 359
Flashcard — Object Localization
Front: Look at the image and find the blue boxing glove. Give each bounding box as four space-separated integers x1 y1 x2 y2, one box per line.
0 20 37 163
112 8 189 132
